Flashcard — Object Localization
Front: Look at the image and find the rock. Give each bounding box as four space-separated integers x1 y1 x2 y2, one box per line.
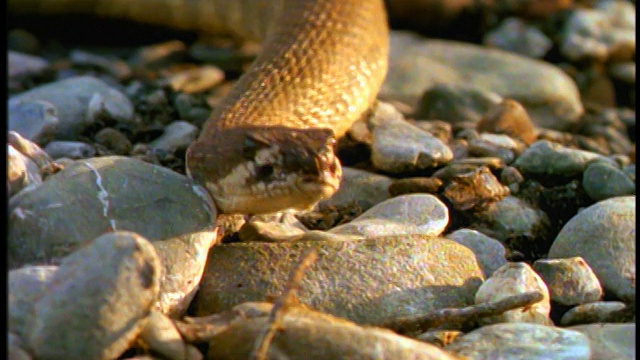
8 100 59 144
207 303 459 360
7 131 53 169
446 229 507 278
8 29 41 54
164 65 225 93
467 138 516 165
173 93 212 127
445 323 591 360
475 262 552 325
195 235 485 325
8 265 59 339
329 194 449 238
69 49 132 80
370 109 453 173
8 50 49 81
44 141 96 159
9 332 32 360
533 257 602 306
388 177 443 196
8 76 134 140
500 166 525 193
477 99 537 145
441 166 511 211
321 167 393 211
238 220 307 242
560 1 636 62
548 196 635 302
608 61 635 83
94 127 133 155
138 311 203 360
413 119 452 143
484 17 553 58
582 160 635 201
568 323 635 360
149 120 199 154
8 156 216 268
8 145 43 197
383 33 584 130
129 40 187 69
27 231 162 360
560 301 628 326
413 83 503 130
513 140 604 178
152 230 217 317
468 196 550 257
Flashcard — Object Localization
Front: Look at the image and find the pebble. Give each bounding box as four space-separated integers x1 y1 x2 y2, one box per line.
43 141 96 159
237 220 307 242
173 93 212 126
500 166 525 193
370 108 453 173
467 138 516 164
8 50 49 81
468 195 550 255
128 40 187 69
8 156 216 269
441 166 511 211
8 131 54 169
69 49 132 80
195 235 485 325
8 265 59 339
445 322 591 360
388 176 443 196
8 145 43 197
560 301 627 326
149 120 199 155
383 33 584 130
27 231 162 360
582 160 635 201
8 76 135 140
152 230 217 317
533 257 603 306
475 262 552 325
445 229 507 278
477 99 538 145
608 61 635 84
413 119 452 143
560 1 636 62
484 17 553 58
548 196 635 302
8 100 60 144
8 29 41 54
164 65 225 93
413 83 503 130
568 323 635 360
8 332 32 360
513 140 604 178
329 194 449 238
138 310 203 360
94 127 133 155
320 167 393 211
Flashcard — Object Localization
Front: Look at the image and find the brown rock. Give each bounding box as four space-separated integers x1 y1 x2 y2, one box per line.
477 99 537 145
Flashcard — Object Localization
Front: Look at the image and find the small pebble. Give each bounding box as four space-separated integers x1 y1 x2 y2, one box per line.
149 120 199 154
94 127 133 155
484 17 553 58
475 262 552 325
445 228 507 278
560 301 627 326
44 141 96 159
441 166 510 211
388 177 443 196
477 99 538 145
582 160 635 201
533 257 603 306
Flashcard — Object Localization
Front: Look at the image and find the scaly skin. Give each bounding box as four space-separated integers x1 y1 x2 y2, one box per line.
9 0 390 214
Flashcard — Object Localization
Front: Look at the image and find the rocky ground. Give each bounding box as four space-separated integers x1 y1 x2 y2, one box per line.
7 0 636 359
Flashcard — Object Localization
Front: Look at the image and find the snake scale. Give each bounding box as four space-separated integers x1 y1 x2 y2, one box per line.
9 0 390 214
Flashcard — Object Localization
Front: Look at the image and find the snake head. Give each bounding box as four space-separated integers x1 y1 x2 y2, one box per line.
186 126 342 215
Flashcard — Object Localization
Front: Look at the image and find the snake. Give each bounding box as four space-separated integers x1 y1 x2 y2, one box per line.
9 0 390 215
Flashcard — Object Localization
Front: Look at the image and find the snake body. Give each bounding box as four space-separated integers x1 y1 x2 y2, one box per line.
9 0 390 214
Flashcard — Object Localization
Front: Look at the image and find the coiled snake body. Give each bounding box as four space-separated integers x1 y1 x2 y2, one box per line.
9 0 390 214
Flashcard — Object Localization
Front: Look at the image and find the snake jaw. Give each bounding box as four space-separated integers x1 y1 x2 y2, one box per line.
186 127 341 215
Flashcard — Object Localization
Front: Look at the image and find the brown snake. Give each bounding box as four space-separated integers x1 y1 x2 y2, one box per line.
9 0 390 214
